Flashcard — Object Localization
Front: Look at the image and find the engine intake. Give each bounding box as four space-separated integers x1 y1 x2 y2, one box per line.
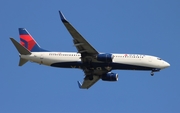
101 72 118 81
97 53 114 62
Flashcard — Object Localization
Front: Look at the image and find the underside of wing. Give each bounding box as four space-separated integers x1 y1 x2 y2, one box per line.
59 11 98 55
77 69 109 89
78 75 100 89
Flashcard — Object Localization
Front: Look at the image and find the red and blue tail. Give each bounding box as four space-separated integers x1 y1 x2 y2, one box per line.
19 28 48 52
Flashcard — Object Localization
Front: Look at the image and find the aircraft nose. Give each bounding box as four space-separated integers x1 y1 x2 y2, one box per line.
163 61 170 68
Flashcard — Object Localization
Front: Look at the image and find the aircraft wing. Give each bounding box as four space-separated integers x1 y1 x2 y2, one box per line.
59 11 106 89
59 11 98 55
78 75 100 89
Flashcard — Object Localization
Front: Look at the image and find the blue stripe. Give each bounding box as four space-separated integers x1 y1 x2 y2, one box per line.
50 62 160 71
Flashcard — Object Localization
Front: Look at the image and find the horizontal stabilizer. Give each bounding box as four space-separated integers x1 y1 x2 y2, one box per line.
19 58 28 66
10 38 31 55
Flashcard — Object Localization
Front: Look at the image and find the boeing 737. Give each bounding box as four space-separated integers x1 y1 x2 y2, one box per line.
10 11 170 89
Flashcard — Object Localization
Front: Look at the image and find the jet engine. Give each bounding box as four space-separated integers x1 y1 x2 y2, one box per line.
101 72 118 81
96 53 114 62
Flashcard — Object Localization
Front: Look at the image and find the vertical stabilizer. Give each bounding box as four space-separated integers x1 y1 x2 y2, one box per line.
19 28 46 52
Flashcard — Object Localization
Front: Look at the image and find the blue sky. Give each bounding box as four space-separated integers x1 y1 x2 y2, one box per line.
1 0 180 113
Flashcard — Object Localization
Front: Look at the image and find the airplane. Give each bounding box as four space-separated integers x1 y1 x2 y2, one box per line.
10 11 170 89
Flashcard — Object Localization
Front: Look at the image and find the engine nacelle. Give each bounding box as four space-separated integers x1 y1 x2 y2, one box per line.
101 72 118 81
97 53 114 62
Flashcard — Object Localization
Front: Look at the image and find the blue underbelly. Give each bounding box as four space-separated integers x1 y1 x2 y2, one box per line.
50 62 155 71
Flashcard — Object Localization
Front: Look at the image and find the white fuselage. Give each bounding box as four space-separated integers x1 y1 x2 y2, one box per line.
20 52 170 71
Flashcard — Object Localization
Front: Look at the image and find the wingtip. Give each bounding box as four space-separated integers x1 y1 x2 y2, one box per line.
77 81 82 89
59 11 68 23
10 37 15 42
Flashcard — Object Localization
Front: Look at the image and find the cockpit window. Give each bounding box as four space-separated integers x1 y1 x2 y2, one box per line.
157 57 162 60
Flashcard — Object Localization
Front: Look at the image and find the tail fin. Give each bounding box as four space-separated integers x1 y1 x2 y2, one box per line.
19 28 45 52
10 38 31 66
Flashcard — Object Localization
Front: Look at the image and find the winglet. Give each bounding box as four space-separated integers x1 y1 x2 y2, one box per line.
77 81 82 89
59 11 68 23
